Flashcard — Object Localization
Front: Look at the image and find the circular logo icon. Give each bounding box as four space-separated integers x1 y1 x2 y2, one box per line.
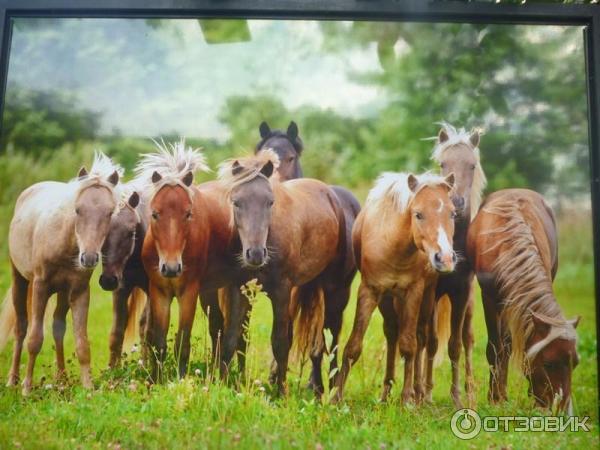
450 408 482 440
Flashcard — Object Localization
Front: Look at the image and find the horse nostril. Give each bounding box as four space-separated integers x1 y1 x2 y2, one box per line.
246 249 252 260
434 252 442 264
452 252 457 263
263 248 267 258
160 263 167 275
177 263 182 273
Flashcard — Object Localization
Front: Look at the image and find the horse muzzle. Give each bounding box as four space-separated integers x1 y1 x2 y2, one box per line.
432 251 457 273
244 247 268 269
160 262 182 278
99 273 119 291
80 252 100 269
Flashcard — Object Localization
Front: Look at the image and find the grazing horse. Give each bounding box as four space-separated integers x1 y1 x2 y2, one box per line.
217 151 346 395
467 189 580 412
99 182 150 368
333 172 457 404
426 123 487 407
256 121 361 395
139 141 234 380
0 152 122 394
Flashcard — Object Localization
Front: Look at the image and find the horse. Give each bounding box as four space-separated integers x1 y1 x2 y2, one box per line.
0 152 122 394
99 182 150 368
425 123 487 407
138 141 235 380
467 189 580 413
332 172 457 404
255 121 361 395
217 151 347 395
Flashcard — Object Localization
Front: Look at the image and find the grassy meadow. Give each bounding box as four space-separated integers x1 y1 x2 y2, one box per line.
0 148 597 450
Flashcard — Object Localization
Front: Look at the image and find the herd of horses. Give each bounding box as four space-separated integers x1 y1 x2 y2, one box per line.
0 122 580 414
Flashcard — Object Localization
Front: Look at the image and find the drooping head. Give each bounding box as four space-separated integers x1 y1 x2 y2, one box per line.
135 139 209 278
73 152 122 269
99 191 141 291
219 151 278 269
407 173 457 272
255 121 303 180
525 312 580 412
431 123 487 219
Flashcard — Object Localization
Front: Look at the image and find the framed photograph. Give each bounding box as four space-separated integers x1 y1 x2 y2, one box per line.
0 1 598 449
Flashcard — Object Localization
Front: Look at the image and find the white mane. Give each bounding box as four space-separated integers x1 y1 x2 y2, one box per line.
429 122 487 219
366 171 448 213
70 150 123 207
134 139 209 200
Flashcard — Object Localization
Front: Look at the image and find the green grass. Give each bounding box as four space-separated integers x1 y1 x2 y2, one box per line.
0 149 597 448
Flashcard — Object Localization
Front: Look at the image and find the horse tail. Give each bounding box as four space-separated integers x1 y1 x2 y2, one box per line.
292 284 325 362
434 294 452 367
123 287 147 350
0 287 15 352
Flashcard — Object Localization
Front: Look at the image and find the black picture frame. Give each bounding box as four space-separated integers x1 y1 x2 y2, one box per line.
0 0 598 414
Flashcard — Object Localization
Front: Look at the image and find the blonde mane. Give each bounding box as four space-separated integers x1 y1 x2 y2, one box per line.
217 148 280 196
430 122 487 219
482 202 576 370
71 150 124 208
134 139 209 200
366 171 450 213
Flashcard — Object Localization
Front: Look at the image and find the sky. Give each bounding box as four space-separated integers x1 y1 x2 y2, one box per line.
6 19 384 142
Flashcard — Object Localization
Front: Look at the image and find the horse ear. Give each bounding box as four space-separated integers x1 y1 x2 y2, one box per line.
107 170 119 186
568 316 581 329
407 174 419 193
78 166 88 178
444 173 455 190
469 130 480 148
128 192 140 209
531 310 552 335
287 121 299 141
261 160 274 178
259 121 271 139
182 171 194 187
232 160 244 176
438 128 449 143
151 171 162 183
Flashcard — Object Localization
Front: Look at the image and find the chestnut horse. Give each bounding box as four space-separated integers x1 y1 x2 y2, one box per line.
333 172 457 404
217 151 346 395
99 182 150 367
467 189 580 412
426 123 487 407
256 121 361 394
0 152 122 394
138 141 235 380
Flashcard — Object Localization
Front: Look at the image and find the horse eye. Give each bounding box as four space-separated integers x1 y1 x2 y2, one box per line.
288 156 295 163
440 163 445 169
233 200 240 208
451 211 457 219
75 208 80 215
470 164 476 170
185 211 192 220
268 200 274 207
152 211 159 220
415 212 423 220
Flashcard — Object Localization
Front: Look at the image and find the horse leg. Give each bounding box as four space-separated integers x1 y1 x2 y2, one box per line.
108 285 133 368
220 286 250 381
481 284 506 403
397 283 424 405
23 278 50 395
53 289 70 381
148 283 171 383
332 282 379 404
462 285 475 407
448 283 470 408
326 299 345 389
69 284 93 389
414 284 435 404
7 264 28 387
269 280 292 396
175 283 199 378
424 298 438 403
380 294 398 402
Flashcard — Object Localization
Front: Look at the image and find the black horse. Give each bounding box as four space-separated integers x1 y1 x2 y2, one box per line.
255 121 361 395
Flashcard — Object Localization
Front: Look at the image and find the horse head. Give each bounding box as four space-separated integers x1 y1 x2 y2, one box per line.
255 120 303 180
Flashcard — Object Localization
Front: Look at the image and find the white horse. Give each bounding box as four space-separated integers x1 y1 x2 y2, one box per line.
0 151 122 394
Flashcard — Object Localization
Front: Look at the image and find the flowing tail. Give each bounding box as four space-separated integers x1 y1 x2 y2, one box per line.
292 284 325 362
433 294 452 367
123 287 147 350
0 288 16 351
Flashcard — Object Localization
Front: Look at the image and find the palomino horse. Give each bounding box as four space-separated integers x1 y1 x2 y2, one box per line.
217 151 346 395
256 121 361 394
139 141 235 380
467 189 579 412
426 123 487 407
333 172 457 404
99 182 150 368
0 152 122 394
